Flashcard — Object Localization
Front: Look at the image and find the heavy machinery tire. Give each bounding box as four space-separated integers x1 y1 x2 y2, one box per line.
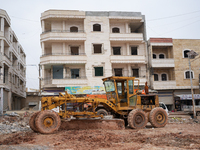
29 111 40 132
96 109 108 116
149 107 168 128
35 110 61 134
196 111 200 116
128 109 148 129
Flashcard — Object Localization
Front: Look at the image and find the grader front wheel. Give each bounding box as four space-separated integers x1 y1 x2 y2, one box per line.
149 107 168 128
128 109 148 129
35 110 61 134
29 111 40 132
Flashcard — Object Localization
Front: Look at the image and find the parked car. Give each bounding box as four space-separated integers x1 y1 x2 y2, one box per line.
159 102 169 116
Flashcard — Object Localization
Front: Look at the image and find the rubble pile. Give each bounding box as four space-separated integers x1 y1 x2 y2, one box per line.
168 117 200 124
0 112 34 135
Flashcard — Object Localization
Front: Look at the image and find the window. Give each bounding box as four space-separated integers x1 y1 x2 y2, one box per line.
53 65 63 79
71 69 79 78
94 67 103 76
93 44 102 53
131 47 138 55
112 27 120 33
183 50 190 58
70 26 78 32
161 74 167 81
185 71 193 79
113 47 121 55
153 54 156 59
114 68 122 76
71 47 79 55
132 69 139 77
159 54 165 59
154 74 159 81
93 24 101 31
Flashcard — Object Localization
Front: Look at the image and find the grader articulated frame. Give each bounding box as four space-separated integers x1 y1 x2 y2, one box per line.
29 76 168 134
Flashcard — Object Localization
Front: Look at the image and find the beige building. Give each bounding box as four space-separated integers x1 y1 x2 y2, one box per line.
40 10 148 92
0 9 26 113
148 38 200 111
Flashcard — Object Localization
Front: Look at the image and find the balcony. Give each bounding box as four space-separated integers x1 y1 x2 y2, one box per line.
153 80 176 90
110 55 146 64
110 33 143 41
42 77 88 88
41 30 86 42
3 53 11 65
152 59 175 68
40 53 87 65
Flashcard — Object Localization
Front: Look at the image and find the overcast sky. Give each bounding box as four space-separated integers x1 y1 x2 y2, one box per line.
1 0 200 89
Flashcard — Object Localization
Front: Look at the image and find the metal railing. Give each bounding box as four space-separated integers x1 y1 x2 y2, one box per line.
42 30 85 34
41 53 86 57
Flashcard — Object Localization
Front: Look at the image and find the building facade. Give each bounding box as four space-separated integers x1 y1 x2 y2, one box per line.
0 9 26 112
148 38 200 111
40 10 148 92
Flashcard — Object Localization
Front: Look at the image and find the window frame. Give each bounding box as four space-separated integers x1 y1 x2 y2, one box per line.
70 26 78 32
131 46 138 55
153 54 157 59
93 23 101 32
112 47 121 55
112 27 120 33
93 44 103 54
154 74 159 81
94 67 104 77
183 49 191 58
184 70 194 79
159 53 165 59
132 68 139 78
161 73 168 81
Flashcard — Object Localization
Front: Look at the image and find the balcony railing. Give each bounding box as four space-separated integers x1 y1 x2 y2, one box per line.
42 30 85 34
152 58 175 67
41 53 86 57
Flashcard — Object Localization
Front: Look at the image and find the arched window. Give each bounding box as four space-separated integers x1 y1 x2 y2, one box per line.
154 74 159 81
185 71 194 79
159 54 165 59
153 54 157 59
70 26 78 32
161 74 167 81
93 24 101 31
183 50 190 58
112 27 120 33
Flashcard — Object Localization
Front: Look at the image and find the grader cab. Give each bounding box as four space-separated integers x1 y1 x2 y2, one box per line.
29 76 168 134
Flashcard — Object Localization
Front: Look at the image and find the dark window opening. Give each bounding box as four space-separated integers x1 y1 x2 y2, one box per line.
93 44 102 53
185 71 193 79
112 27 120 33
131 47 138 55
95 67 103 76
71 47 79 55
161 74 167 81
113 47 121 55
154 74 159 81
114 69 122 76
53 65 63 79
159 54 165 59
70 26 78 32
184 50 190 58
153 54 156 59
132 69 139 77
71 69 79 79
93 24 101 31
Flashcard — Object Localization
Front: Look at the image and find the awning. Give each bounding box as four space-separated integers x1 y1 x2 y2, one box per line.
176 94 200 100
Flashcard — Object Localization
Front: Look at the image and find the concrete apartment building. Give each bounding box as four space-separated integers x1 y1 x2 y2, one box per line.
0 9 26 112
40 10 148 92
148 38 200 111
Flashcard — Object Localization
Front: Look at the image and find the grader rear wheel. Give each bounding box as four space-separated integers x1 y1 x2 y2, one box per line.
35 110 61 134
128 109 148 129
29 111 40 132
149 107 168 128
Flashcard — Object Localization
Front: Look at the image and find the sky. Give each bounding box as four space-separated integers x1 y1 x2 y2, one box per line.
1 0 200 89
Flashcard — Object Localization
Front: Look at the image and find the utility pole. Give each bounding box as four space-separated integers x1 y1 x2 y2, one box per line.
39 64 41 95
187 50 198 119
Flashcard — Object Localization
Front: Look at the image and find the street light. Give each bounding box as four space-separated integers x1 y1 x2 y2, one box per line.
187 50 198 119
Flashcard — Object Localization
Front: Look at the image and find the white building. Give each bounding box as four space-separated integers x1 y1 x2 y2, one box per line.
0 9 26 112
40 10 148 92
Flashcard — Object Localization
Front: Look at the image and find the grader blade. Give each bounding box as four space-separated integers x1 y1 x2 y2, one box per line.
60 119 125 130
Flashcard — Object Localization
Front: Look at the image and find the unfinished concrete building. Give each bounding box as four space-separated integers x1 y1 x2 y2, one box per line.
0 9 26 112
40 10 148 92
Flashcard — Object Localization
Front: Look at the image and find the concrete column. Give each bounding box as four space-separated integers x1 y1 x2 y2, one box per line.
8 91 11 110
41 42 45 55
125 23 129 33
128 64 131 77
0 88 3 114
63 42 65 54
63 65 66 78
41 20 45 32
126 43 130 55
1 39 4 54
63 21 65 31
1 18 4 32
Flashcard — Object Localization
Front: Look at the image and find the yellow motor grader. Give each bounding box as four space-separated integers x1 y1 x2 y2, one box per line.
29 76 168 134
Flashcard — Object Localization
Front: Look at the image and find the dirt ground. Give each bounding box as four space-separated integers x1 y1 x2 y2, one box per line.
0 122 200 150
